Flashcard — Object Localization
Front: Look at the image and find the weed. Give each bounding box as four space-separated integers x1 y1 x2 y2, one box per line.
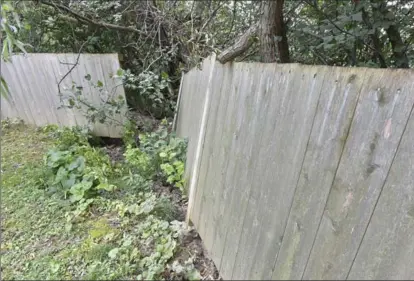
1 123 198 280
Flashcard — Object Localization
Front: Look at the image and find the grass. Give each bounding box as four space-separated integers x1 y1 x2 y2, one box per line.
1 124 73 279
1 122 200 280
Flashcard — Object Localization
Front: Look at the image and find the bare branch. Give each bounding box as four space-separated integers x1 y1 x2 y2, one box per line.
57 37 92 96
196 2 224 42
40 0 147 36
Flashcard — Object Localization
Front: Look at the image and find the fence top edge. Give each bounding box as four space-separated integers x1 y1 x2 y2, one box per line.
184 54 414 75
7 53 120 57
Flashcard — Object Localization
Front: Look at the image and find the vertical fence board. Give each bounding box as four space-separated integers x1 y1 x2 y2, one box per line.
348 105 414 280
218 64 260 279
303 69 414 280
247 65 324 280
209 63 242 268
231 64 285 280
271 67 365 280
199 63 233 252
3 61 35 124
195 63 226 239
186 57 215 226
34 55 62 125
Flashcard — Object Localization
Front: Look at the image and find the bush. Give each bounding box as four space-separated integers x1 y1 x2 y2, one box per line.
38 127 116 206
123 119 188 194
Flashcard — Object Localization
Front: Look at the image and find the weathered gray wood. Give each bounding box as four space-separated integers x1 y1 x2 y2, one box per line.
186 57 216 226
348 102 414 280
218 63 262 279
302 68 414 279
220 64 274 280
44 54 70 126
244 64 324 280
194 63 226 239
179 71 200 191
3 61 35 124
271 67 366 280
208 63 242 268
34 55 62 126
200 63 236 253
1 53 127 137
175 56 414 280
227 63 284 279
227 64 282 280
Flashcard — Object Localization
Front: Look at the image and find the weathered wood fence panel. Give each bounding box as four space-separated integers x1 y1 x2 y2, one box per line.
176 55 414 280
302 68 414 280
1 53 127 137
272 67 364 280
348 108 414 280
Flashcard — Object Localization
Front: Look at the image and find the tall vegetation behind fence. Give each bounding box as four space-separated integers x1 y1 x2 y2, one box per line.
1 53 127 137
176 55 414 280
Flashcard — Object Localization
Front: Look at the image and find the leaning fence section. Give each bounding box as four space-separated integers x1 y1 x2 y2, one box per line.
1 53 127 137
176 55 414 280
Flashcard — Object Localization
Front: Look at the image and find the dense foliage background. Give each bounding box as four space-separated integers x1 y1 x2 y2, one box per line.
2 0 413 116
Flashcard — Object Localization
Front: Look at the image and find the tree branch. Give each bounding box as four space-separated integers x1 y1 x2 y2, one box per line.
217 23 258 64
58 37 92 96
40 0 147 36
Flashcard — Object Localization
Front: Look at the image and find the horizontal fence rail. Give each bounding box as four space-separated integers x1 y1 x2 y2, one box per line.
176 55 414 280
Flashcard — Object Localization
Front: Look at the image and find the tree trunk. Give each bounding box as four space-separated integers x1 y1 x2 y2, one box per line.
259 1 277 62
275 0 290 63
386 24 409 68
259 0 289 63
218 0 288 64
361 7 387 68
372 0 409 68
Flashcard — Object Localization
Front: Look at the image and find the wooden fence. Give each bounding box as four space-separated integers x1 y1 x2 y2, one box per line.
1 53 127 137
175 55 414 280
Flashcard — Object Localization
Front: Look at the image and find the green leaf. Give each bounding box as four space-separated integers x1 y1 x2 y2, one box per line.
55 166 69 183
68 156 85 171
61 174 77 189
161 71 169 79
1 76 10 100
97 80 103 87
108 248 119 259
96 183 116 191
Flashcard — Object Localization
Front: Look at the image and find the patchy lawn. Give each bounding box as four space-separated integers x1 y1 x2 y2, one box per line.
1 121 219 280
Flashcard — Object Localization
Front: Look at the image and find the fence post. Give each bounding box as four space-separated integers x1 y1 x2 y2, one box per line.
186 54 217 224
172 71 185 132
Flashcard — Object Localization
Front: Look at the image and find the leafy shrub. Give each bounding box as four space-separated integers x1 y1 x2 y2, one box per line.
39 127 116 205
124 145 156 180
117 69 174 117
123 119 188 193
47 125 91 149
160 161 186 194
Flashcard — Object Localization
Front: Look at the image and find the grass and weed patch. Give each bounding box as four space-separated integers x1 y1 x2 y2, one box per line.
1 119 203 280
